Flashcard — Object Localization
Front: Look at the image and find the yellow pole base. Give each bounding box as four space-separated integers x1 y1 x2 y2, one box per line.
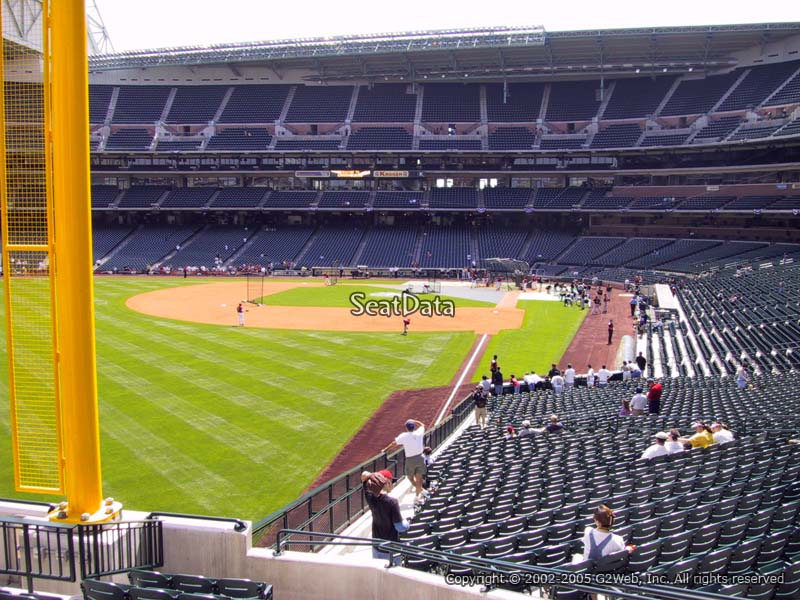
48 498 123 524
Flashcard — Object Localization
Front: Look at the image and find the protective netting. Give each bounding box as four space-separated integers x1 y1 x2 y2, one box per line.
1 6 64 493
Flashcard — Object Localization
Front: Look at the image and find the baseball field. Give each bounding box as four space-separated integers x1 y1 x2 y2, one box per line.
0 277 585 520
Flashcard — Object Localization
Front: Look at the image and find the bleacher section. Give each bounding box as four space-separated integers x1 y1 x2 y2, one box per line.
557 237 625 266
581 190 631 210
373 191 423 210
285 85 352 122
218 85 290 123
116 186 169 209
660 72 740 116
347 127 412 150
298 227 364 267
352 84 416 122
163 226 252 268
91 185 120 208
106 128 152 151
156 139 203 152
477 228 528 262
273 138 341 150
680 263 800 373
718 61 800 111
676 196 735 211
693 116 743 141
89 85 113 123
419 227 471 268
484 187 532 209
728 123 782 141
590 124 642 149
419 137 482 150
403 383 800 596
532 187 584 209
93 226 133 261
207 128 271 151
539 136 586 150
112 86 171 123
357 227 418 268
101 226 197 271
263 191 317 209
317 191 370 209
83 569 272 600
159 188 217 209
658 241 766 273
166 86 228 123
768 68 800 105
232 227 314 266
546 81 602 121
603 77 676 119
487 127 537 150
210 187 268 209
428 188 477 209
640 131 691 146
594 238 673 267
486 83 544 122
421 84 480 122
628 239 720 269
523 231 576 263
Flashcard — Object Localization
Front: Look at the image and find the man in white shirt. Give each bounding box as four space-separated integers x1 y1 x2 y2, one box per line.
586 365 595 388
383 419 428 500
551 373 565 394
479 375 492 395
630 386 647 416
641 432 670 460
597 365 611 387
564 364 576 388
711 422 735 444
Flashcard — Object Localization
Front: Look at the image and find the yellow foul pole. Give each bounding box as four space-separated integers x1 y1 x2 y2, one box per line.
49 0 116 521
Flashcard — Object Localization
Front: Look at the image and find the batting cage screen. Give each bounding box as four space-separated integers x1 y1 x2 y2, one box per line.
246 273 265 304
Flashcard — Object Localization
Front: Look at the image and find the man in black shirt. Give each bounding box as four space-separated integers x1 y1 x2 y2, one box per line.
365 472 408 562
491 369 504 396
548 363 560 377
636 352 647 373
473 386 488 428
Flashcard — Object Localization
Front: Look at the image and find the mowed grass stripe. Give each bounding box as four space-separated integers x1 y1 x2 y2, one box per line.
0 279 475 518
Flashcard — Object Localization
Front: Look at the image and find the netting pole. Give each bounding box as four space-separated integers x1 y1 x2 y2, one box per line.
50 0 117 521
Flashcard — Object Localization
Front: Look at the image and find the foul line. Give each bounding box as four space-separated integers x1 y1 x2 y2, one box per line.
434 333 488 426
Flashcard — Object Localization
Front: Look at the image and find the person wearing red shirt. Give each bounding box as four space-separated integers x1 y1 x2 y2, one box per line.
647 379 663 414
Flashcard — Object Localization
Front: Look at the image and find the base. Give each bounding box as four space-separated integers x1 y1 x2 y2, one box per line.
48 499 124 524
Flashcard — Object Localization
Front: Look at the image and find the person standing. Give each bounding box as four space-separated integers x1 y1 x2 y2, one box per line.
630 296 638 317
473 386 488 429
402 317 411 336
597 365 612 388
736 361 750 390
564 364 576 388
630 387 647 416
647 379 663 415
383 419 428 501
492 368 504 396
636 352 647 374
551 372 565 394
364 471 409 562
607 320 614 345
236 302 245 326
587 364 596 388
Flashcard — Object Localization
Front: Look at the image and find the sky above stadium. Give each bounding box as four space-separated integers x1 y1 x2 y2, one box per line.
96 0 798 53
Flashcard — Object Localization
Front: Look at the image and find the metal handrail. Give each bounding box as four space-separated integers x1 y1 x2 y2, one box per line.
147 511 248 532
274 529 746 600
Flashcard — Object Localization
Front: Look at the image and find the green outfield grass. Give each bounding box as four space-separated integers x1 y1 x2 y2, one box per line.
476 300 587 381
0 277 475 520
258 283 494 308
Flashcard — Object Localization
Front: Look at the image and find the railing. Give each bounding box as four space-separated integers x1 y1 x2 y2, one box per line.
147 512 247 532
78 519 163 579
253 390 477 548
0 514 163 590
274 530 744 600
0 517 76 593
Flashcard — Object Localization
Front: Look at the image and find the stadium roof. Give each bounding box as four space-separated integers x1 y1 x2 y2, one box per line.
88 22 800 81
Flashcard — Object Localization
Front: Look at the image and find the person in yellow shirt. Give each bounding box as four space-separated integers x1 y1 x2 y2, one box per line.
679 422 715 449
